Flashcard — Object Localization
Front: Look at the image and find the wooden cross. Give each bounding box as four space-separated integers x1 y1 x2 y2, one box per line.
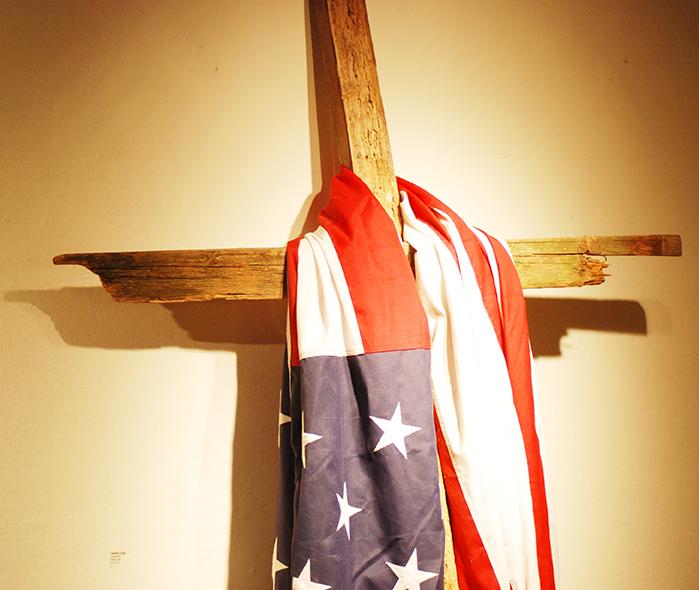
53 0 680 302
52 1 681 588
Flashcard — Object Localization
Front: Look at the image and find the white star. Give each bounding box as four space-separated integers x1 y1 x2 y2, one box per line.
271 538 288 587
301 411 322 468
278 411 291 446
335 482 362 539
278 387 292 447
370 403 421 459
386 549 438 590
292 559 331 590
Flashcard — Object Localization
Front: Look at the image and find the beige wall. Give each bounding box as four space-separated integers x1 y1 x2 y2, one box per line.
1 1 697 588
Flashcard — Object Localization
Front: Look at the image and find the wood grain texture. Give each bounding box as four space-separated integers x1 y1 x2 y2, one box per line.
52 234 680 303
54 248 286 302
310 0 401 235
509 234 682 256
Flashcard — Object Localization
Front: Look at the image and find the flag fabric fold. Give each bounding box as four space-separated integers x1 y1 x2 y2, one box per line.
273 167 556 590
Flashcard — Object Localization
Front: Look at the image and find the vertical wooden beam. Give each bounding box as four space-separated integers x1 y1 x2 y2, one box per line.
309 3 455 585
309 0 402 237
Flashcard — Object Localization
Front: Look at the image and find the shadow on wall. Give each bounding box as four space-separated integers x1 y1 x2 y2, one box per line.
4 288 648 356
5 287 286 590
5 287 286 350
4 287 647 589
525 297 647 357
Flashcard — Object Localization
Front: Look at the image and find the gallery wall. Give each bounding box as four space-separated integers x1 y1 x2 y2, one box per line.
2 1 697 588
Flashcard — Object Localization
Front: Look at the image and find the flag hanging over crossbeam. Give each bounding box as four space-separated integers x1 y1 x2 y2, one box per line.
273 168 556 590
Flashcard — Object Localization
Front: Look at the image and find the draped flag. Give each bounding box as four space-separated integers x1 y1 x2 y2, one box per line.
273 168 556 590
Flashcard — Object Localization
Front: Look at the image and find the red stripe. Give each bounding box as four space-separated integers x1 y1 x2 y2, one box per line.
317 167 430 353
285 237 301 367
487 236 556 590
434 411 500 590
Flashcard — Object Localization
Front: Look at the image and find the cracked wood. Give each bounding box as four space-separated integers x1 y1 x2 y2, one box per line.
53 234 681 303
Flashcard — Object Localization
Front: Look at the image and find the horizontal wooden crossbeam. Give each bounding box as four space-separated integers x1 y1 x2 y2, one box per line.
53 234 681 303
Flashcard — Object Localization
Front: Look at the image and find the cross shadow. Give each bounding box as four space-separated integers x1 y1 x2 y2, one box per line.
5 286 649 589
525 297 648 357
5 287 285 590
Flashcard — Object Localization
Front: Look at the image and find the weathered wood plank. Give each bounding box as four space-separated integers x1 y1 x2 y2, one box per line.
53 234 680 302
311 0 401 235
514 254 608 289
54 248 285 269
509 234 682 257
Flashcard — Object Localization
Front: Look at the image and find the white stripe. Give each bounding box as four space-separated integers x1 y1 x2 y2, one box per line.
487 233 560 587
490 234 554 485
469 225 504 319
401 196 540 590
295 226 364 360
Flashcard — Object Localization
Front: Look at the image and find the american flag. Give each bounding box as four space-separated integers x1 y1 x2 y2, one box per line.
273 168 556 590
